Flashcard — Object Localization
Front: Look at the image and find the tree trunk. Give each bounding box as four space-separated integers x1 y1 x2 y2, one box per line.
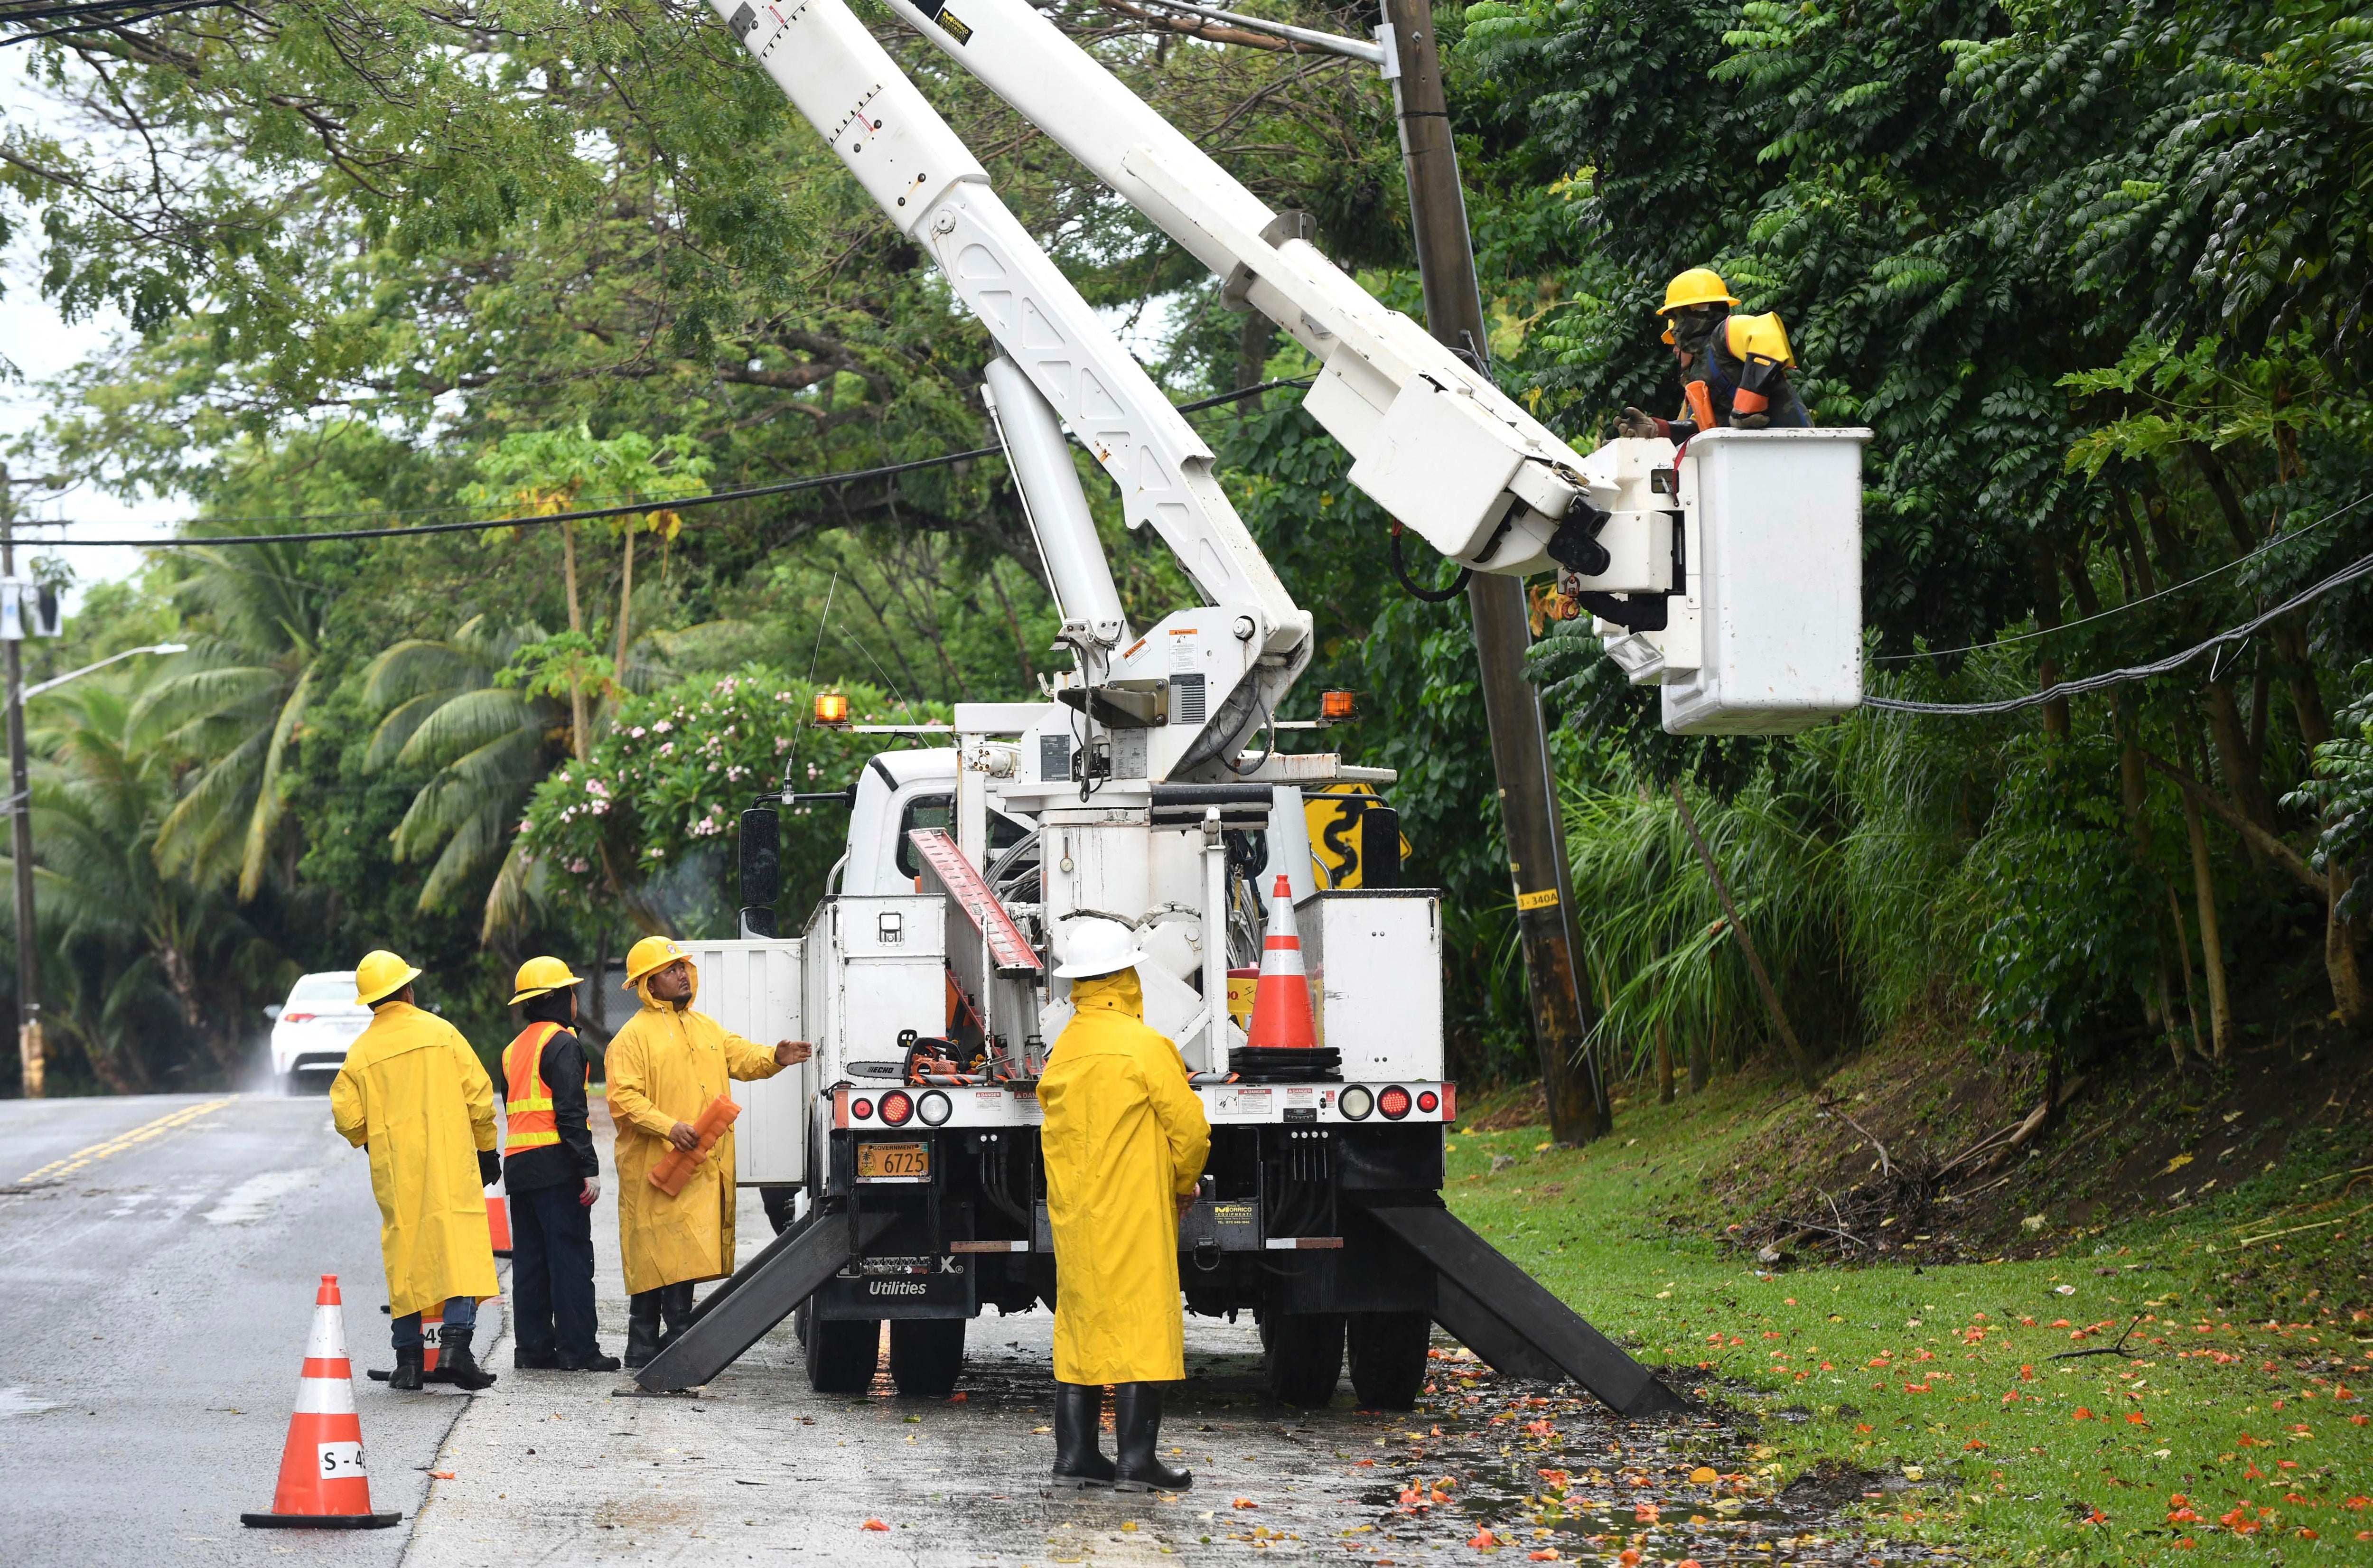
2061 538 2102 618
2166 885 2204 1063
2032 540 2070 738
1236 314 1276 397
2107 481 2161 596
2329 861 2365 1031
1687 1031 1708 1094
2188 442 2260 553
1655 1021 1675 1104
2203 678 2278 850
2137 470 2193 579
2269 616 2332 748
613 523 636 684
563 521 589 763
2181 787 2233 1062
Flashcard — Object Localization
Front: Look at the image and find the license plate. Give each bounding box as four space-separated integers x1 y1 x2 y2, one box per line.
855 1141 930 1183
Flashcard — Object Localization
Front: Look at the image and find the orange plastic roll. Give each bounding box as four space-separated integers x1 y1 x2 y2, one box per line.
648 1095 741 1197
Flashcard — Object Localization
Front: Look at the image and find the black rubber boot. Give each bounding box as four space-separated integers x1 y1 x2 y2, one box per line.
387 1345 425 1392
439 1323 499 1391
623 1290 663 1369
655 1282 696 1351
1112 1382 1190 1493
514 1348 560 1370
559 1347 622 1372
1050 1381 1115 1489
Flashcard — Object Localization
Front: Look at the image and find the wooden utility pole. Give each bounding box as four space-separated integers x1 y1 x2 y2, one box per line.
2 468 43 1097
1381 0 1609 1143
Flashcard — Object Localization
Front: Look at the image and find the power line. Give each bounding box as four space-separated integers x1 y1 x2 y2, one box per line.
15 376 1318 545
1869 487 2373 664
3 0 221 44
1866 543 2373 716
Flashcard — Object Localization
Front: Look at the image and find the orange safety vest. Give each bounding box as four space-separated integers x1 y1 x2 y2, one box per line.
503 1021 585 1156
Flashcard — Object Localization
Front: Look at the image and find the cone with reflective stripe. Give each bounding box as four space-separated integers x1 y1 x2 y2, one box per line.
241 1275 401 1530
486 1189 512 1258
1246 874 1317 1050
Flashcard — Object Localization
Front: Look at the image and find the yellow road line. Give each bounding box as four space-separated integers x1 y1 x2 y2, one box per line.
15 1096 238 1185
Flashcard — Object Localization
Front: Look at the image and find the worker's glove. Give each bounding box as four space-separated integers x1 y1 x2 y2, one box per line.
1732 411 1771 430
478 1148 502 1187
1615 406 1665 440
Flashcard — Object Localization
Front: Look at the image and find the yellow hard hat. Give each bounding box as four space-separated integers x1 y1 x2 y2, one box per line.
508 955 585 1006
1658 267 1740 315
355 950 422 1006
623 934 692 989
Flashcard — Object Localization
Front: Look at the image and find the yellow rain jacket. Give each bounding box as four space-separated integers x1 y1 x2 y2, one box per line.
1039 970 1212 1385
607 961 786 1295
329 1001 501 1318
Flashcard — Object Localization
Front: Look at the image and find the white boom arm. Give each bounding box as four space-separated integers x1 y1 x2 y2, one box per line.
878 0 1620 582
707 0 1311 672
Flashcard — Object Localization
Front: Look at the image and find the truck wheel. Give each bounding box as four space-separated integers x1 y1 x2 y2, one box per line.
1261 1312 1345 1406
805 1315 881 1394
1347 1312 1432 1410
888 1318 966 1399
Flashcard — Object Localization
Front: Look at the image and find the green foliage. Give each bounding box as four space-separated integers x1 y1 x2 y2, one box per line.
517 671 935 938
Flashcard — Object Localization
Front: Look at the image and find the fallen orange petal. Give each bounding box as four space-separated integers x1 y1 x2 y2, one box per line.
1234 1497 1260 1509
1467 1527 1496 1548
861 1519 890 1531
430 1470 456 1480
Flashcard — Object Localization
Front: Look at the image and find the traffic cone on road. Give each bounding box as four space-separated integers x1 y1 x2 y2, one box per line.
240 1275 401 1530
1230 875 1340 1081
486 1189 513 1258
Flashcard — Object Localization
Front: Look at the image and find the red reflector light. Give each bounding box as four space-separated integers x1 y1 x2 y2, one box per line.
1416 1090 1439 1114
851 1097 875 1120
879 1091 915 1127
1378 1085 1411 1120
1442 1083 1457 1123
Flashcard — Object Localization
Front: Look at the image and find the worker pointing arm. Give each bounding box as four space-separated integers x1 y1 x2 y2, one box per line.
606 936 812 1368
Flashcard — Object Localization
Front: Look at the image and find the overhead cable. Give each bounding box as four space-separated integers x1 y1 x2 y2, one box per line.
3 0 220 43
1866 544 2373 716
17 376 1318 547
1870 486 2373 664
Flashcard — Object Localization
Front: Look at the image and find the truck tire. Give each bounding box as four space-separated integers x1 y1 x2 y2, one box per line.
805 1314 881 1394
1347 1311 1431 1410
888 1318 966 1399
1261 1312 1345 1407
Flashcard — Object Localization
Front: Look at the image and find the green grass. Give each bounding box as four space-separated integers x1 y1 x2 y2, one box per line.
1441 1081 2373 1565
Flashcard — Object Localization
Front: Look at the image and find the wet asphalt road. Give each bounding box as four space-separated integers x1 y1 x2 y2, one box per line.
0 1091 485 1566
3 1092 1953 1565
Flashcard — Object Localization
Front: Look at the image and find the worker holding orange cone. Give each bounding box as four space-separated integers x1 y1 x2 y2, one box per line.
330 951 501 1393
607 935 813 1369
240 1274 400 1530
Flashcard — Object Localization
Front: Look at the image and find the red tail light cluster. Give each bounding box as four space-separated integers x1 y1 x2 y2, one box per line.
879 1091 915 1127
1377 1085 1412 1120
850 1097 875 1121
1416 1090 1439 1114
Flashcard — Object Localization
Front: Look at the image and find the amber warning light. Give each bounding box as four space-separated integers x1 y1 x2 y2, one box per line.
813 691 850 726
1319 690 1357 721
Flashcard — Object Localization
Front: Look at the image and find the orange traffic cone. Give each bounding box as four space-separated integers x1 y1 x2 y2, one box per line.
486 1190 513 1258
1232 875 1340 1080
241 1275 401 1530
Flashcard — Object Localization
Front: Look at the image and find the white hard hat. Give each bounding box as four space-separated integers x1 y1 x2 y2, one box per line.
1053 916 1148 979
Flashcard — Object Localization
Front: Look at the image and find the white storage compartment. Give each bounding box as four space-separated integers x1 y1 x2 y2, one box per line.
808 892 946 1081
1296 889 1444 1082
1661 427 1868 735
675 939 807 1186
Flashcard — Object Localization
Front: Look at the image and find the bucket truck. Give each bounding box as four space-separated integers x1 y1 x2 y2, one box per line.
634 0 1867 1411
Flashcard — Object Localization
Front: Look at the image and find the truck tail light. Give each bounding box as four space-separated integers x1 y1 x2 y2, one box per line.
1416 1089 1439 1114
879 1090 915 1127
1442 1083 1457 1123
1378 1085 1411 1120
918 1090 952 1126
850 1097 875 1121
1338 1085 1374 1120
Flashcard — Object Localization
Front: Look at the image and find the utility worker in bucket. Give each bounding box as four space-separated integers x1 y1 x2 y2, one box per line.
607 935 814 1368
501 957 617 1372
1616 266 1808 440
1039 917 1212 1492
330 950 501 1392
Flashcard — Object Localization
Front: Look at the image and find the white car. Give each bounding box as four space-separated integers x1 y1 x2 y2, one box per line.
267 971 371 1092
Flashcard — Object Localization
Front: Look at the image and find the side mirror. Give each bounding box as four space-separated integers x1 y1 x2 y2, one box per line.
263 1003 285 1021
739 805 780 937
